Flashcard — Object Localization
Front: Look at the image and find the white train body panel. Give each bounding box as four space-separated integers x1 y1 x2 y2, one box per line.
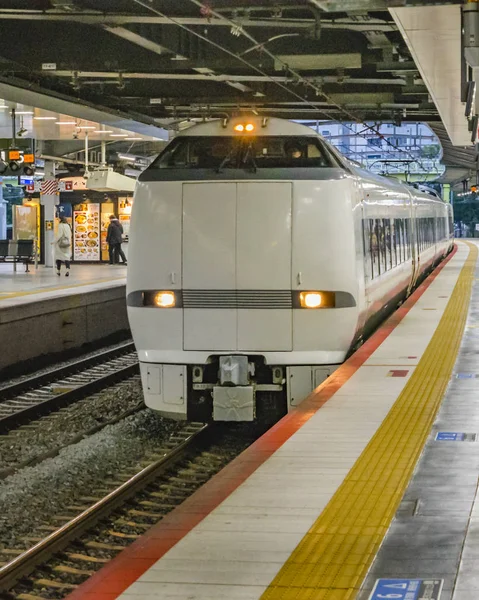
127 117 452 422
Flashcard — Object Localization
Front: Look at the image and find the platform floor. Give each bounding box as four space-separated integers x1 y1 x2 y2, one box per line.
0 262 126 307
67 241 477 600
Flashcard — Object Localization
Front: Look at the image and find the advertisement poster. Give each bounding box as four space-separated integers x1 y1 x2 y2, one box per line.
100 202 114 261
14 205 37 240
118 197 132 241
73 203 100 261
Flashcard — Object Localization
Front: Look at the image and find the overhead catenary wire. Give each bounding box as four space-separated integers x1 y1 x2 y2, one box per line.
186 0 428 169
132 0 427 169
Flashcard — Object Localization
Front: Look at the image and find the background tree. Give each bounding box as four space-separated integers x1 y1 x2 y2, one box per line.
453 196 479 237
420 144 441 159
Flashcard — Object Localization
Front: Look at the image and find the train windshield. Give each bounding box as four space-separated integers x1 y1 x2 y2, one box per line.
151 136 339 170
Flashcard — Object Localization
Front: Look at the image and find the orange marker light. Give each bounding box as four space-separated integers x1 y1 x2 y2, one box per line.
234 124 244 132
245 123 255 132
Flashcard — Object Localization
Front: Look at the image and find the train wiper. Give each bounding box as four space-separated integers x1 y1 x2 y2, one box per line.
215 147 236 173
242 143 257 173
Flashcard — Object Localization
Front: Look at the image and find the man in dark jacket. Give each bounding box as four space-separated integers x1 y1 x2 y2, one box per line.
106 216 127 265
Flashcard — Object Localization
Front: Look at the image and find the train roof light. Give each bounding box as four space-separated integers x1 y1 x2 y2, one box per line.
234 124 244 132
245 123 255 132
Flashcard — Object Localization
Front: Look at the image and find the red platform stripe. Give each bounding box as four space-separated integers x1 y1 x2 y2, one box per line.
66 245 458 600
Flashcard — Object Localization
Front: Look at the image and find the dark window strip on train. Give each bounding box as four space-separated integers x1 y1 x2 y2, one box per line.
138 167 349 182
362 215 450 281
148 136 341 171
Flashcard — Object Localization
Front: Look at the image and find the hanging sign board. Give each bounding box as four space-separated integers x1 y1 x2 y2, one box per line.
8 150 20 160
58 180 74 192
23 154 35 163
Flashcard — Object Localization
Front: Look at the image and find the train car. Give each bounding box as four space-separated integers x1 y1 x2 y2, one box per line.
127 117 452 423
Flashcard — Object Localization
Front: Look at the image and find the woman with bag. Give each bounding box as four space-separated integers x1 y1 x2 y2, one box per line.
54 216 72 276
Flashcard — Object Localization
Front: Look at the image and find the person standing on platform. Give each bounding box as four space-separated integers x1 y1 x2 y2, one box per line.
53 216 72 277
106 215 127 265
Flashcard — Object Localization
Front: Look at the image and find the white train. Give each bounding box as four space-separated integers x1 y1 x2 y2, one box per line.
127 117 453 423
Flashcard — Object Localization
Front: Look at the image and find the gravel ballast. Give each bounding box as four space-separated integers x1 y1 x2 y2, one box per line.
0 409 180 548
0 377 145 472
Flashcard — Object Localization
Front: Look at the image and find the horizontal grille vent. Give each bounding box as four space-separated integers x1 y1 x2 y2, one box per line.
182 290 292 309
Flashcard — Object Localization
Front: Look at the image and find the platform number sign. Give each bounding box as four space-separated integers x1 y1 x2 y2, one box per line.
369 579 443 600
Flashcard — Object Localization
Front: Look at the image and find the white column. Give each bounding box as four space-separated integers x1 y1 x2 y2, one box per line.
0 179 6 239
40 160 57 268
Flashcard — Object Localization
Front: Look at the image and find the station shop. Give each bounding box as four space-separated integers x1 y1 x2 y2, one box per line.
58 192 133 263
12 183 134 264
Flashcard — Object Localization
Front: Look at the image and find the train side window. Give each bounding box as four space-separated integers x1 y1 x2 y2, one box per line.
371 219 380 279
391 220 398 268
378 219 387 274
384 219 392 271
397 219 404 264
405 219 411 259
363 219 374 280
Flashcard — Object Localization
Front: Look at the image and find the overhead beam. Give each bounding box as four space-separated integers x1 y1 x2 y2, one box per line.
103 26 179 57
0 10 399 32
49 70 407 86
310 0 459 10
0 10 314 28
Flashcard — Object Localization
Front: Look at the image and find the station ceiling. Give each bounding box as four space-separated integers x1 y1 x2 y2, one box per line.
0 0 464 130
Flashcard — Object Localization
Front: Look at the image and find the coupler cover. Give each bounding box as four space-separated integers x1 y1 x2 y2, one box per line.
213 386 254 421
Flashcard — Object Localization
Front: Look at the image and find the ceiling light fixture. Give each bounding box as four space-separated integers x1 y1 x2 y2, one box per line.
78 126 96 130
96 130 114 134
110 133 129 137
124 137 142 140
16 111 34 115
56 121 77 125
33 116 57 120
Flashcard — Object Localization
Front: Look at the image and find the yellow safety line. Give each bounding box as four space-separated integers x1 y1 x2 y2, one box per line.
262 242 478 600
0 277 125 300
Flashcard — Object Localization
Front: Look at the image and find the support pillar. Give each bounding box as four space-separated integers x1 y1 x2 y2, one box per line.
0 179 6 239
40 161 57 268
442 183 451 203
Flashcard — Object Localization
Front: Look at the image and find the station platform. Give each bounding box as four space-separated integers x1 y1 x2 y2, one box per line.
0 263 128 374
0 262 126 307
66 240 477 600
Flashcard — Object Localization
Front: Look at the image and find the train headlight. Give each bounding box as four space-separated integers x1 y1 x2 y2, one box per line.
300 292 323 308
234 124 245 132
245 123 255 132
154 291 176 308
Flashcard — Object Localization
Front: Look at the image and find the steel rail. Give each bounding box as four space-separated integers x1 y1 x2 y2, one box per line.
0 342 138 432
0 423 210 592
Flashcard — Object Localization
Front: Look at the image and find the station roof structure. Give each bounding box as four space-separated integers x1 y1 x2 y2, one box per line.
0 0 473 182
0 1 458 126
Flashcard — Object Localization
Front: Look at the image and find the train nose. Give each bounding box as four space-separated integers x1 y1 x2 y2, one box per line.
181 181 293 352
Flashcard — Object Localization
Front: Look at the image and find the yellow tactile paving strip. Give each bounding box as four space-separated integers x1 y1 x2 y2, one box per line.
262 243 478 600
0 278 125 300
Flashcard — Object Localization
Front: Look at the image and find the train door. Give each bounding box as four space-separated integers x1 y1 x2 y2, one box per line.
407 193 420 295
181 182 293 352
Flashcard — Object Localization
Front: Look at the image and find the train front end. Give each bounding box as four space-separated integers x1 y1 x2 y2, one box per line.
127 118 361 423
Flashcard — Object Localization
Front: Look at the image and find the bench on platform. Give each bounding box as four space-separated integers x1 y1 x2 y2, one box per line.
0 240 36 272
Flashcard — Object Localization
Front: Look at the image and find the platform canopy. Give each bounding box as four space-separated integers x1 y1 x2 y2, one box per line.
0 0 472 172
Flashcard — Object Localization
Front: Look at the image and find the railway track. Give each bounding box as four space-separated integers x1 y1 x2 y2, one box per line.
0 422 251 599
0 342 138 432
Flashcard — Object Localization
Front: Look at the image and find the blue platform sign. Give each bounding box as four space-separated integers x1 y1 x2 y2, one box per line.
436 432 465 441
369 579 443 600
